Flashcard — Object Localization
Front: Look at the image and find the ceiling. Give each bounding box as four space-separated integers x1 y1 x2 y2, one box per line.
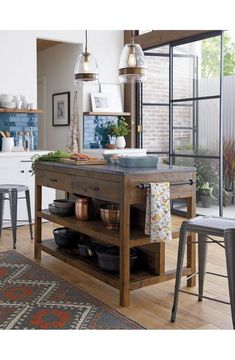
37 39 63 52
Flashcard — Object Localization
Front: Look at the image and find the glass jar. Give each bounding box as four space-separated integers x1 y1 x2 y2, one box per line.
24 131 30 151
17 131 24 147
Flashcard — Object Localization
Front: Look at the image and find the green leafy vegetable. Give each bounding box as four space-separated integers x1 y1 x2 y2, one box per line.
31 150 71 175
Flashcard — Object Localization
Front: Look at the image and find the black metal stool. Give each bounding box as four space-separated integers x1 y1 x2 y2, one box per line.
0 184 33 249
171 216 235 329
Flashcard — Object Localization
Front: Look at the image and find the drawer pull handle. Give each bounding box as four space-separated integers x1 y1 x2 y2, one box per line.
49 178 58 183
89 185 100 191
28 170 33 173
20 170 25 173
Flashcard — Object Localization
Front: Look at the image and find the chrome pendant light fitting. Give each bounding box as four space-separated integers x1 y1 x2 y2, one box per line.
74 30 99 84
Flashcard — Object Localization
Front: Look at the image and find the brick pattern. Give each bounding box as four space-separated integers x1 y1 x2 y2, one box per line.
142 55 193 152
0 113 38 150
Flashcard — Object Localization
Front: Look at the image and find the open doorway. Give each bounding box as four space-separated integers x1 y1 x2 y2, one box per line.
36 38 81 150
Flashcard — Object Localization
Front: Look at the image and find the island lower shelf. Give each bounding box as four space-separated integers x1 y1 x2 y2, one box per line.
41 239 192 290
38 210 180 248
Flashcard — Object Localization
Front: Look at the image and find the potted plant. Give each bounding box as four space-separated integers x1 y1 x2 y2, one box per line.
108 117 130 149
195 156 219 205
94 119 115 149
223 138 235 206
197 182 215 208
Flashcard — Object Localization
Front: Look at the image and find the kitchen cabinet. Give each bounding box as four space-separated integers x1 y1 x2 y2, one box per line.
35 161 196 307
0 151 55 227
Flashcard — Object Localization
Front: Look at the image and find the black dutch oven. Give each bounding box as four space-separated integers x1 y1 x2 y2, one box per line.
96 245 138 273
53 227 80 249
77 236 97 257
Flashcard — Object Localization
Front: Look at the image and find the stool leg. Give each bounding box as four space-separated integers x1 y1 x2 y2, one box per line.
171 226 187 322
0 193 5 237
224 229 235 329
25 190 33 240
198 234 208 301
9 190 17 249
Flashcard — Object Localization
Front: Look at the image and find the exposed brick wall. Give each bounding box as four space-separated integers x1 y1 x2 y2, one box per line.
142 53 193 152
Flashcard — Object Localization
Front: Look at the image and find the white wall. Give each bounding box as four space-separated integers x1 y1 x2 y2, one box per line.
37 43 81 150
0 30 123 106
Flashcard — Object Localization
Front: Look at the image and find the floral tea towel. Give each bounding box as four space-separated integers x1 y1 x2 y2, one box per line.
145 182 172 242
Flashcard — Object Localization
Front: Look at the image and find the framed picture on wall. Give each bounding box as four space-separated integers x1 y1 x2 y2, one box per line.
52 92 70 126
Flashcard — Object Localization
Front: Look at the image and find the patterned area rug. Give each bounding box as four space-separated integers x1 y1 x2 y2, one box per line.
0 251 144 330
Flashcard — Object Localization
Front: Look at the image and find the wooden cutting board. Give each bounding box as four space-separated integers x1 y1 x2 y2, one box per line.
59 158 107 166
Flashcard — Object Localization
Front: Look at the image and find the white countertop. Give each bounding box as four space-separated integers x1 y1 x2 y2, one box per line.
0 150 50 157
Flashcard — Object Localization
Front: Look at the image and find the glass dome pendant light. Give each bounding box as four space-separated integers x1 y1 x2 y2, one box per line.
118 30 147 83
74 30 99 84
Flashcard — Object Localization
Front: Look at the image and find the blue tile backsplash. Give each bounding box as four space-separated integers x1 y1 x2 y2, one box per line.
0 113 38 150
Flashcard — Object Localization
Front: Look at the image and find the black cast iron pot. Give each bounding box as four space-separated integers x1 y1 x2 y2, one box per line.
53 227 80 249
96 245 138 273
77 237 97 257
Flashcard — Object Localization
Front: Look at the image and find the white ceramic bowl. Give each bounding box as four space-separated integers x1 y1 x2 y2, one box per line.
1 94 13 102
1 101 16 109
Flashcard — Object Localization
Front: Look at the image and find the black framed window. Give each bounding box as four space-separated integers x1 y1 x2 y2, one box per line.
138 31 225 216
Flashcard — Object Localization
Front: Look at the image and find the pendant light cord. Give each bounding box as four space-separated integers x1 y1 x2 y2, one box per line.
85 30 88 53
131 30 135 45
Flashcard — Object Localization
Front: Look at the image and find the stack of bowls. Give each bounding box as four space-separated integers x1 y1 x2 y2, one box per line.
0 94 15 109
48 199 75 216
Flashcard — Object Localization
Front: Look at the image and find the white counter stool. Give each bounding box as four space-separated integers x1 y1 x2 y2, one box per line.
0 184 33 249
171 216 235 329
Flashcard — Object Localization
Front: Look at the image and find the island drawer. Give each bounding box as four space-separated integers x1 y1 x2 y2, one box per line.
36 170 72 191
71 176 120 202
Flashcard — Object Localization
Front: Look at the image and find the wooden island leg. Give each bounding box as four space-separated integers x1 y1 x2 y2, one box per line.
34 182 42 260
119 179 131 307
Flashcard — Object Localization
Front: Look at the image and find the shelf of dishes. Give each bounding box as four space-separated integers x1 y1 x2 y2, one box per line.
0 94 42 112
37 209 180 248
0 108 43 114
41 239 191 291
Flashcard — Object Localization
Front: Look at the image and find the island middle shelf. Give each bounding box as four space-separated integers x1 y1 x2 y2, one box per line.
37 210 180 247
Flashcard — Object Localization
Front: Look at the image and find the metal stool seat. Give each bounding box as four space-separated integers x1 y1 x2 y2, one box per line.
0 184 33 249
0 184 29 193
171 215 235 329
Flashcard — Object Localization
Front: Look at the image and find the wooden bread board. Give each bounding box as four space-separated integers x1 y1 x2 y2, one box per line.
59 158 107 165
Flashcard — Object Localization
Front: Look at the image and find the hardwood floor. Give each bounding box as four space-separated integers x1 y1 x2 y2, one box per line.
0 219 232 329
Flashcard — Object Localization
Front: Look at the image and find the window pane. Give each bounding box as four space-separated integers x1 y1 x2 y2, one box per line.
144 45 169 54
173 36 221 100
142 106 169 152
172 156 220 216
173 98 220 156
173 54 194 99
143 53 169 104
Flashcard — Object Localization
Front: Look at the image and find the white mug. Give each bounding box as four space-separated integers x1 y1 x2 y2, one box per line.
16 100 22 109
1 137 14 152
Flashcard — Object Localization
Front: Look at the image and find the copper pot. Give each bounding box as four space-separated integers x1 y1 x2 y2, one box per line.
75 197 90 220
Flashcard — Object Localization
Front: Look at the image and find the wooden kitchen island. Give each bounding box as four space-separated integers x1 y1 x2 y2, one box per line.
34 161 196 307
